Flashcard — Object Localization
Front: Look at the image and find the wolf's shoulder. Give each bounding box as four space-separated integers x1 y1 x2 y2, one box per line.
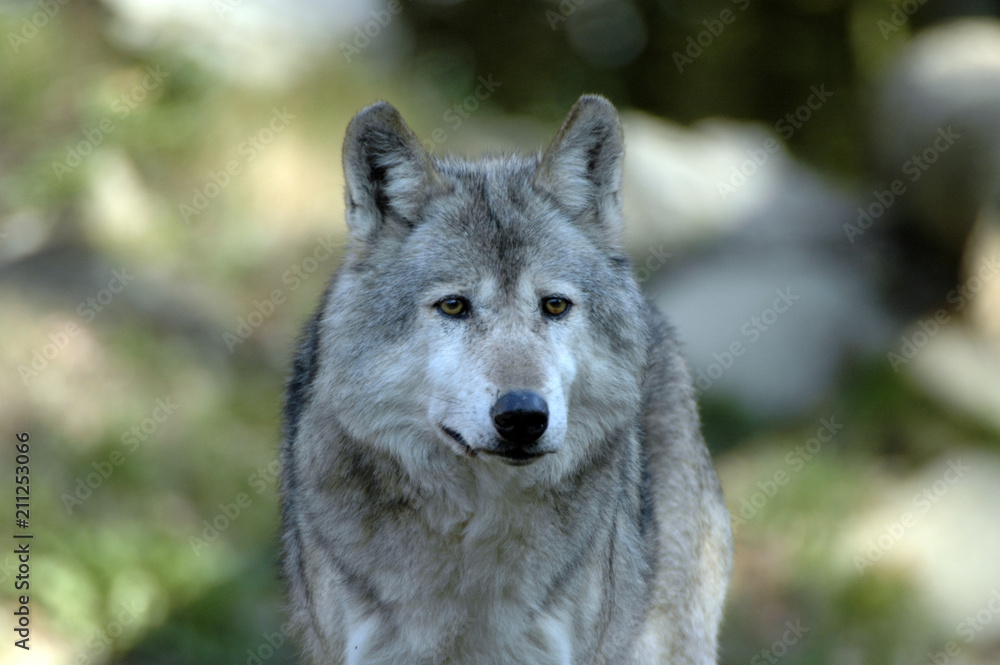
642 300 685 374
639 300 703 449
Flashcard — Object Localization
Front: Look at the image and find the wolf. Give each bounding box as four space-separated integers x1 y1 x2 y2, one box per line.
280 95 732 665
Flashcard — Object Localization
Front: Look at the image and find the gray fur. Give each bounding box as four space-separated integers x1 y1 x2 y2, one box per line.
280 95 732 665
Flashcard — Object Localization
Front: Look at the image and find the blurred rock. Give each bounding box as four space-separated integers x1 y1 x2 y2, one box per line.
0 207 52 264
621 114 769 248
617 112 893 416
102 0 376 87
600 19 1000 418
965 213 1000 342
906 324 1000 432
836 451 1000 642
871 18 1000 251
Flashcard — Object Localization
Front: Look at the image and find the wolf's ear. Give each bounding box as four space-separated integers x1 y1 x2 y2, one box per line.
342 102 446 242
534 95 625 237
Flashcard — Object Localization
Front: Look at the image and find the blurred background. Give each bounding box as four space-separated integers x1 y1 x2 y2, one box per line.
2 0 1000 663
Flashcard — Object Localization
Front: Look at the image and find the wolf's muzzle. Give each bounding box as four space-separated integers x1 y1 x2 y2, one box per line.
491 391 549 445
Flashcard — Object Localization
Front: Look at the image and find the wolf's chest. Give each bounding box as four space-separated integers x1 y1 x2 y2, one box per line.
400 484 557 592
345 592 576 665
341 496 579 665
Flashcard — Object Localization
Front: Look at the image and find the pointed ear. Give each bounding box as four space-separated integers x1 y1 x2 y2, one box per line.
534 95 625 233
342 101 446 242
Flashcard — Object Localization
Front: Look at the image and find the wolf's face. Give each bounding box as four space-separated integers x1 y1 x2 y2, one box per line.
320 97 649 482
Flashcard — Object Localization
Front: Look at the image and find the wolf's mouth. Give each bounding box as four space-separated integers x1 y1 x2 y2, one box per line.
481 448 548 467
440 425 476 457
439 425 549 465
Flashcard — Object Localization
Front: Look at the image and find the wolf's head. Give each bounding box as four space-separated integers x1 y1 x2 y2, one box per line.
318 95 649 483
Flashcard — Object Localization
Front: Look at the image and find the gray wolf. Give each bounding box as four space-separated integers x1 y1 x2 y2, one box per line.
280 95 732 664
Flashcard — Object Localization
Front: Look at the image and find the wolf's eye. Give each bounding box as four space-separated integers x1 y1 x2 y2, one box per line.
437 297 469 317
542 297 571 317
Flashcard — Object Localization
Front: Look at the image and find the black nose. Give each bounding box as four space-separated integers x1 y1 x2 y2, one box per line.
492 391 548 444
